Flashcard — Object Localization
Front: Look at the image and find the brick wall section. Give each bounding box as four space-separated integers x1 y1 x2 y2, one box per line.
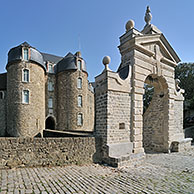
0 137 102 169
0 96 6 136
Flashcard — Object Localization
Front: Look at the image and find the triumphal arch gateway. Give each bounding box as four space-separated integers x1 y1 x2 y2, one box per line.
95 7 191 166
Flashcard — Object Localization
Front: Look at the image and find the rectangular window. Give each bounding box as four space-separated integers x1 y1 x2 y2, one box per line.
48 98 53 108
78 95 82 107
48 81 53 91
23 48 29 61
23 90 29 104
23 69 29 82
77 78 82 89
77 113 83 126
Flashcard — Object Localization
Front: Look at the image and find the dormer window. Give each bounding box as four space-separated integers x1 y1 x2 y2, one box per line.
23 48 29 61
78 60 82 71
23 69 29 82
48 63 54 73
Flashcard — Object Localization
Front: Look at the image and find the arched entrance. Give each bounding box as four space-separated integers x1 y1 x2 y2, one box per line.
45 116 55 130
143 74 168 153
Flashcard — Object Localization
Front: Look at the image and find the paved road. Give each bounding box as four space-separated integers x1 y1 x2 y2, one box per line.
0 145 194 194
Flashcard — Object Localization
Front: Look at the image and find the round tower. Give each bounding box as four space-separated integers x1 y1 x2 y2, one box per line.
56 51 89 131
6 42 46 137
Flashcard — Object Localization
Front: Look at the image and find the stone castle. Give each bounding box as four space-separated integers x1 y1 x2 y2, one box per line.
0 7 191 167
0 42 94 137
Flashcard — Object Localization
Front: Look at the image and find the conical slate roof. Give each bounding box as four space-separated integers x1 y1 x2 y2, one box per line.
56 52 87 74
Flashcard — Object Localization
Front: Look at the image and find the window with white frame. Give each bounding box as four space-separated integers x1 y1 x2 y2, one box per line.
78 95 82 107
77 78 82 89
48 63 54 73
23 90 29 104
0 91 4 99
48 98 53 108
23 69 29 82
48 81 53 91
77 113 83 126
77 60 82 71
23 48 29 61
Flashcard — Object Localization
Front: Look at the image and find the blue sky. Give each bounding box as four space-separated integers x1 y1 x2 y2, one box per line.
0 0 194 81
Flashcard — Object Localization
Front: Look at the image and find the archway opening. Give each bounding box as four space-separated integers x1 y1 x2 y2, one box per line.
143 74 168 153
45 116 55 130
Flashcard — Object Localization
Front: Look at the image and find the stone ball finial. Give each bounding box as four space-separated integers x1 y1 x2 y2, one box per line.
103 56 111 65
125 20 135 32
144 6 152 25
102 56 111 71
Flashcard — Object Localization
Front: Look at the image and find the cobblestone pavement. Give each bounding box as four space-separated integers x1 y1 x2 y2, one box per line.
0 146 194 194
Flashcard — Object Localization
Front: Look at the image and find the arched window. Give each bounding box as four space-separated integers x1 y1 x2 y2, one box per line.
23 69 29 82
23 90 29 104
77 60 82 71
77 78 82 89
23 48 29 61
77 113 83 126
48 98 53 108
78 95 82 107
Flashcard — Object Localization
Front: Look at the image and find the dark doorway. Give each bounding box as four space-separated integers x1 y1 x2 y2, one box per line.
46 116 55 130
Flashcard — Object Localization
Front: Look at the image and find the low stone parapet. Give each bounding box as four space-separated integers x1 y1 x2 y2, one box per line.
0 137 102 169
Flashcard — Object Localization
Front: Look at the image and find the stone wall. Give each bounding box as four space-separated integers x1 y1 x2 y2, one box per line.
107 91 131 144
0 137 101 169
174 99 184 139
0 94 6 136
143 91 167 152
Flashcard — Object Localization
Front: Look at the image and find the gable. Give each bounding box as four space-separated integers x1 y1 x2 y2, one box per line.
135 34 180 64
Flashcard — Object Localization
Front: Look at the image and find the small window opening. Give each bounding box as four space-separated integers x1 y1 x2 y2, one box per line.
23 90 29 104
77 78 82 89
77 113 83 126
23 69 29 82
78 95 82 107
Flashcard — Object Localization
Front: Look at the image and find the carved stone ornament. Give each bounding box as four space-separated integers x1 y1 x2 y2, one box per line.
144 6 152 25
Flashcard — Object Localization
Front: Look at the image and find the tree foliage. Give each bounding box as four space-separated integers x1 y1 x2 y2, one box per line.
143 84 154 113
175 63 194 108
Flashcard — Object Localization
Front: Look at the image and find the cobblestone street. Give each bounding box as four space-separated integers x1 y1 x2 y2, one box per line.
0 145 194 194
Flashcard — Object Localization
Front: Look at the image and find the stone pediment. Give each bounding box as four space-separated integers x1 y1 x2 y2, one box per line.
135 33 180 65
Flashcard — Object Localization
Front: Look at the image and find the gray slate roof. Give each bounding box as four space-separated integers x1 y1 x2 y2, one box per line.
56 52 87 74
0 73 7 90
41 53 63 64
